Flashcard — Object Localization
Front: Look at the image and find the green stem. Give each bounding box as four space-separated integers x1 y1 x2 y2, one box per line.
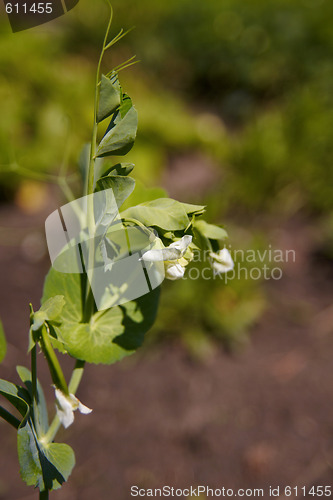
44 360 86 444
84 4 113 319
40 326 68 395
0 405 20 429
86 3 113 197
43 414 60 444
31 345 42 436
31 346 37 403
39 489 49 499
44 4 113 443
68 359 86 394
83 289 96 323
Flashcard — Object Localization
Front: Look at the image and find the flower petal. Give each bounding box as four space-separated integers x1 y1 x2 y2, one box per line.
141 247 180 262
56 406 74 429
77 400 93 415
210 248 234 274
165 263 185 280
55 388 75 429
169 235 192 256
141 235 192 263
54 388 92 428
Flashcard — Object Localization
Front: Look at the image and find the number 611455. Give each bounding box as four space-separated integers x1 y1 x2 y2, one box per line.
284 486 331 497
5 3 53 14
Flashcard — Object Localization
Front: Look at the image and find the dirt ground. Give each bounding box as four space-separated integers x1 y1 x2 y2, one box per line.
0 202 332 500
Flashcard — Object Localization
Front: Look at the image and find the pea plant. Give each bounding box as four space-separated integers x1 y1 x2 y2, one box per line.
0 3 233 498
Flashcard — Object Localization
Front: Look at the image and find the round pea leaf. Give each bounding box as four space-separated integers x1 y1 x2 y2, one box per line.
121 198 190 230
18 420 75 492
42 268 160 365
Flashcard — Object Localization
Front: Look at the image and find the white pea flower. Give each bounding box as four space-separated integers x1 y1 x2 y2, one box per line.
141 235 193 281
165 262 187 280
209 248 234 275
55 387 92 429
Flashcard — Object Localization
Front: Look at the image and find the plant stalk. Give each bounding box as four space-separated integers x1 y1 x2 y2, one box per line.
86 3 113 197
40 326 68 395
44 3 113 444
31 345 37 403
39 489 49 499
0 406 20 429
84 4 113 320
68 359 86 394
31 344 43 437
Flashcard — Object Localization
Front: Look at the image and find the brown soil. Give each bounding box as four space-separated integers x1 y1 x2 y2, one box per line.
0 203 332 500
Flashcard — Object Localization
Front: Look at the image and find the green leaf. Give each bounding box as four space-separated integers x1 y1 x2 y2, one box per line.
102 162 135 177
192 227 211 252
194 220 228 240
18 420 75 491
47 323 67 354
30 296 66 351
97 74 122 123
0 379 30 421
97 96 138 157
42 442 75 490
42 269 160 365
95 175 135 209
121 180 167 211
16 366 49 435
181 203 206 216
0 320 6 364
18 422 42 488
31 296 65 332
40 296 65 321
0 405 20 429
121 198 190 230
118 93 133 115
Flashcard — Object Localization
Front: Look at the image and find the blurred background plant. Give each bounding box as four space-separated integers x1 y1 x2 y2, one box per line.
0 0 332 354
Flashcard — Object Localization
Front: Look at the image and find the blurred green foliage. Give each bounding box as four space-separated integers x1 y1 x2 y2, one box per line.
0 0 332 351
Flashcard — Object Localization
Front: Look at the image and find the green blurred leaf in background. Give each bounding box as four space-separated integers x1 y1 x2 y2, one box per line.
0 320 6 364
